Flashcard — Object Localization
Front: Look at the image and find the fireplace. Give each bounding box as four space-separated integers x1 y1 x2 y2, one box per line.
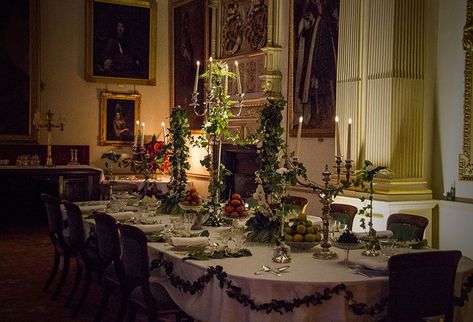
219 144 257 200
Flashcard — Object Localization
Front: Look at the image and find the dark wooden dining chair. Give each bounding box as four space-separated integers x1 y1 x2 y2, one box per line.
63 200 104 316
386 213 428 241
118 224 193 322
329 203 358 230
386 250 462 322
41 193 75 300
93 211 128 322
283 195 308 215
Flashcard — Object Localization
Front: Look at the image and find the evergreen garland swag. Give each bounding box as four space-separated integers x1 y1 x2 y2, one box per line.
157 106 191 215
150 257 473 316
150 256 387 316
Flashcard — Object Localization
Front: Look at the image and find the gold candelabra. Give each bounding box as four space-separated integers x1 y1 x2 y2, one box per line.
288 156 352 259
34 110 64 167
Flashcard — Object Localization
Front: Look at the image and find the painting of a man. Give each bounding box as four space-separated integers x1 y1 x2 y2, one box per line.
293 0 339 135
87 0 156 84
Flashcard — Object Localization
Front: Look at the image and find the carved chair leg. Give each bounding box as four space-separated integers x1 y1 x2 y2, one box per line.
43 251 60 292
51 255 70 300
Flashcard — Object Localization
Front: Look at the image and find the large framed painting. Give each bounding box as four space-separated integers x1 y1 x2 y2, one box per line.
0 0 39 143
288 0 339 137
100 92 141 146
170 0 208 131
461 0 473 180
86 0 157 85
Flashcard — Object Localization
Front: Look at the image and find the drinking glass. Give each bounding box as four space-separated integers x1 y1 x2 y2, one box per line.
380 238 397 259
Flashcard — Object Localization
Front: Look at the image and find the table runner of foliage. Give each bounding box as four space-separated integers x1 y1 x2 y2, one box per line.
150 256 473 316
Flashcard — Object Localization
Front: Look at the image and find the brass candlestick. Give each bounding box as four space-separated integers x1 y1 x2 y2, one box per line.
34 110 64 167
288 156 352 260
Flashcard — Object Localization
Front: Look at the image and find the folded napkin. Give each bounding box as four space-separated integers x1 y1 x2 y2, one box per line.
170 237 209 248
133 224 165 233
109 211 135 220
354 230 393 241
355 258 388 272
79 204 108 212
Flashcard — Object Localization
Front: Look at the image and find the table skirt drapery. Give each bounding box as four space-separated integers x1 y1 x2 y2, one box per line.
148 242 473 322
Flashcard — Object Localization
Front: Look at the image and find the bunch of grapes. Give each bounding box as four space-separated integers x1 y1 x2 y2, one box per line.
337 230 359 244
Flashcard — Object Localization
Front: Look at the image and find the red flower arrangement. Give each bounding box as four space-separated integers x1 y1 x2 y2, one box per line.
144 135 170 173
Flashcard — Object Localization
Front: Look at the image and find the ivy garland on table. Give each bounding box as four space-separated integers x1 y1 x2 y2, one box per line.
157 106 191 215
246 99 306 244
150 256 388 316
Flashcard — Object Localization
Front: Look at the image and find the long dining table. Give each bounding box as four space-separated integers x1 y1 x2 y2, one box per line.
146 218 473 322
78 203 473 322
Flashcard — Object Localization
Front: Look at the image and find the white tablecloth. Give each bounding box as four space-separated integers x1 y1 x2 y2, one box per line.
147 223 473 322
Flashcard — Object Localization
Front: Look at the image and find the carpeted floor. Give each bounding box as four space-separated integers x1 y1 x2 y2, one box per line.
0 225 173 322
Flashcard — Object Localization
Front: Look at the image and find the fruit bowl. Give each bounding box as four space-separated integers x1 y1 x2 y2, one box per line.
285 241 320 251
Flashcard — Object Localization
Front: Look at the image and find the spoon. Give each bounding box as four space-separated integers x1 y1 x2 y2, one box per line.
254 265 282 276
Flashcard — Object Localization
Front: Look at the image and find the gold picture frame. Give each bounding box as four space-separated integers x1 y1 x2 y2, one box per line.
287 0 339 138
100 92 141 146
0 0 40 143
85 0 157 85
461 0 473 180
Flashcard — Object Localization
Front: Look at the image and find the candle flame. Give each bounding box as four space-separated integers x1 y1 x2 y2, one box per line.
209 57 213 62
161 122 165 127
141 122 145 126
335 116 339 122
348 118 352 124
196 60 200 66
299 116 303 123
235 61 238 66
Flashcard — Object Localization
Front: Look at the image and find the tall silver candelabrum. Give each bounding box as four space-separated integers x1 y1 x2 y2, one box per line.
289 156 352 259
190 60 244 226
34 110 64 167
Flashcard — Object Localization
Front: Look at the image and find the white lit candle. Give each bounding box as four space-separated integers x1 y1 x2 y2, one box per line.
193 61 200 93
347 118 352 160
161 121 167 145
296 116 303 159
209 57 213 90
141 122 145 146
235 61 242 94
335 116 341 157
134 120 139 147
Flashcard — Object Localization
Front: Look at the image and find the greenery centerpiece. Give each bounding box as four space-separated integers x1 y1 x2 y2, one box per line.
353 160 389 256
245 99 306 244
193 60 239 226
157 106 191 215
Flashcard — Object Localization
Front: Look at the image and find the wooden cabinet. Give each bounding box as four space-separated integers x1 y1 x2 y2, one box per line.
0 166 102 226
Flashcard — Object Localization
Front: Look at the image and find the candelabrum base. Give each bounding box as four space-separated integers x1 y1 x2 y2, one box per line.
312 247 338 260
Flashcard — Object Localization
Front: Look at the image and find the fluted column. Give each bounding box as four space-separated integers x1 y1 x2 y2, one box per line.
337 0 431 199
